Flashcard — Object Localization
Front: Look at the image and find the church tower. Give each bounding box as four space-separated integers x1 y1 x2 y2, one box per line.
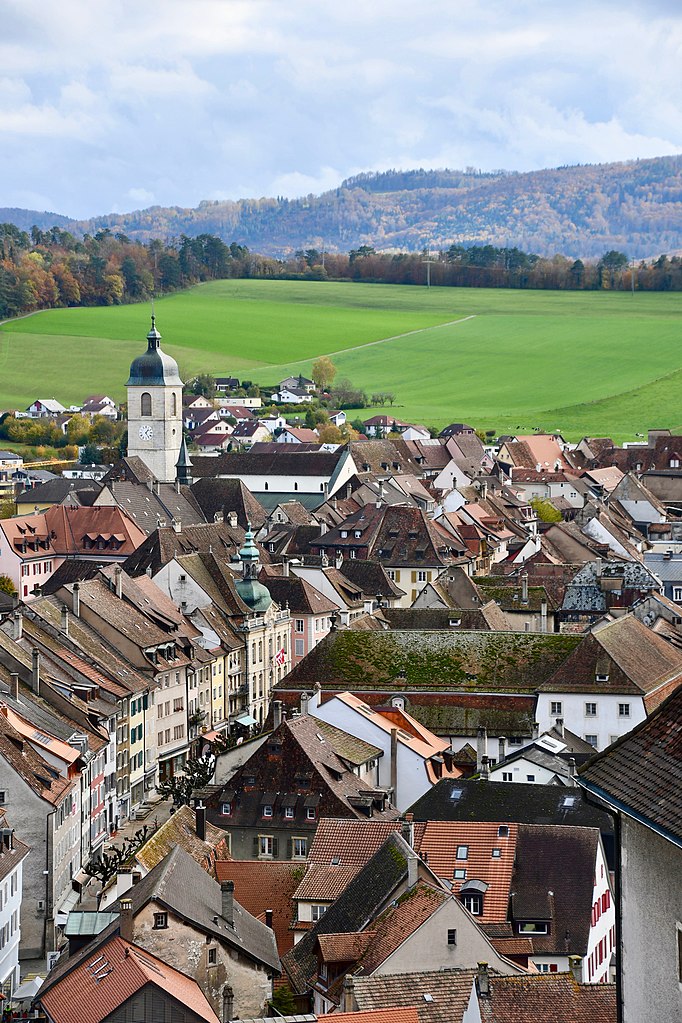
126 316 183 482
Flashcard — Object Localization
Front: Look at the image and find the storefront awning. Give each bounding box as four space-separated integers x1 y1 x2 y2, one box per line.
235 712 257 726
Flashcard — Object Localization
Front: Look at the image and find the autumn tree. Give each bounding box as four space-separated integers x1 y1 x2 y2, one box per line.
311 356 337 391
0 574 15 593
157 755 216 807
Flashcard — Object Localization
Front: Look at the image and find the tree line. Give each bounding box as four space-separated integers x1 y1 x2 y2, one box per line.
3 221 682 324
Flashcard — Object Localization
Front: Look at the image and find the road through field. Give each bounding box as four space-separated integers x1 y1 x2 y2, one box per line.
278 314 477 367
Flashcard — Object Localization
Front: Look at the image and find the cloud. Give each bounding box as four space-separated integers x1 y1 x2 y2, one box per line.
2 0 682 217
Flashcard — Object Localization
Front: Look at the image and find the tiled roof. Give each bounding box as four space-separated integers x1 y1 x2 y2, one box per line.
415 821 518 923
215 859 302 955
293 863 360 902
276 630 582 694
359 881 449 974
115 845 280 972
0 812 30 882
0 712 77 805
38 934 220 1023
123 520 249 577
307 819 407 868
260 576 338 616
321 1009 421 1023
134 805 229 873
380 606 510 631
478 973 616 1023
190 450 345 479
337 559 405 599
351 969 478 1023
579 681 682 844
190 476 267 529
317 931 375 963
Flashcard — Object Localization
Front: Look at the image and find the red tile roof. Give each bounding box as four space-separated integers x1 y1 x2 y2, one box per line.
215 859 301 955
320 1009 420 1023
415 822 518 923
38 935 219 1023
307 819 407 867
479 972 616 1023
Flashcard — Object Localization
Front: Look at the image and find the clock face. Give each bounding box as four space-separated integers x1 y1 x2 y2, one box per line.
138 424 154 441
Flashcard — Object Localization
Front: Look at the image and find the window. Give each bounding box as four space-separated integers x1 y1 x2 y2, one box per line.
306 807 316 820
207 947 217 965
259 836 274 857
293 837 307 858
498 825 509 838
492 848 501 858
0 791 6 805
221 802 232 816
140 392 152 417
456 845 468 860
526 774 536 782
295 640 304 657
585 702 597 717
674 587 682 602
585 734 598 747
502 772 513 781
263 805 273 818
447 928 457 946
454 868 466 880
311 904 327 921
295 619 304 633
550 701 562 715
417 570 427 582
462 892 482 915
153 912 168 929
171 392 178 417
284 806 294 819
349 549 356 559
618 703 630 717
519 922 548 934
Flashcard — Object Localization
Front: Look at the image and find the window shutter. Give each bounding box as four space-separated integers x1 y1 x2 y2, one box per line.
287 837 293 859
253 835 260 856
272 837 279 858
411 570 417 583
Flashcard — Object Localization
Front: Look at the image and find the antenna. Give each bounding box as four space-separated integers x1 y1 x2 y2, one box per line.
422 246 436 288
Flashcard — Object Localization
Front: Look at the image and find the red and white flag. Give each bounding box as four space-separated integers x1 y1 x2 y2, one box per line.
275 647 286 666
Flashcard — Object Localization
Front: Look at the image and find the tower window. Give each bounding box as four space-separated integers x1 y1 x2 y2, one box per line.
171 392 177 417
141 392 152 417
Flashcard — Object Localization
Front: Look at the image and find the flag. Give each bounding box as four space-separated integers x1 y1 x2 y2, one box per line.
275 647 286 666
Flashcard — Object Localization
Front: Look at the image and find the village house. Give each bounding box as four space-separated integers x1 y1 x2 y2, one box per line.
0 811 30 998
579 683 682 1022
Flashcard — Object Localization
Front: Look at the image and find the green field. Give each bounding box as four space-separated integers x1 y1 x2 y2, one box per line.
2 279 682 440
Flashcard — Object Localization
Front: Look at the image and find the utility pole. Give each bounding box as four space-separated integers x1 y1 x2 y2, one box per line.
422 248 436 288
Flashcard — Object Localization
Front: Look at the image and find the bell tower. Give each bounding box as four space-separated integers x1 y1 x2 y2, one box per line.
126 316 183 482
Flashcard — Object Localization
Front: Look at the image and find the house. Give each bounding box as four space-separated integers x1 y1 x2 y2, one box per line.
497 435 573 474
559 559 662 626
215 858 302 957
215 377 240 393
362 416 414 438
0 450 23 499
579 683 682 1022
37 929 221 1023
15 477 103 515
488 723 594 786
278 426 322 445
0 812 30 998
205 710 398 860
309 691 462 810
415 821 614 979
273 387 315 404
535 614 682 749
113 845 280 1020
231 420 272 447
80 394 118 421
190 477 266 531
258 571 338 666
282 831 523 1014
26 398 67 418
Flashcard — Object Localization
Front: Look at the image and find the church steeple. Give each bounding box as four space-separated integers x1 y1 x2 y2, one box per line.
146 314 162 350
235 523 272 611
176 436 193 487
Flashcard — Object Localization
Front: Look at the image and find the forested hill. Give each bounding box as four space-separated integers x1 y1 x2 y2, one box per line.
4 154 682 259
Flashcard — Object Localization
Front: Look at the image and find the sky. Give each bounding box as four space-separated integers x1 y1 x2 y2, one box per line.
2 0 682 219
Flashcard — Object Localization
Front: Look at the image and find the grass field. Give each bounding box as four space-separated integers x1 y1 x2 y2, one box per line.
2 279 682 441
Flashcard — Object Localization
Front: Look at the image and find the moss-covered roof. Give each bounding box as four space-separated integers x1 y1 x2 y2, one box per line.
276 629 581 695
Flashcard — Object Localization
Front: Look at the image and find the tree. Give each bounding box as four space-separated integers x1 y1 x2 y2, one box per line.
311 356 337 391
80 442 103 465
530 497 562 523
157 754 216 807
317 424 343 444
0 574 16 594
0 499 16 520
270 986 296 1016
189 373 217 399
83 826 151 886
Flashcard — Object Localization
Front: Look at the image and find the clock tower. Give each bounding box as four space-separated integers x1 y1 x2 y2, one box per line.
126 315 184 483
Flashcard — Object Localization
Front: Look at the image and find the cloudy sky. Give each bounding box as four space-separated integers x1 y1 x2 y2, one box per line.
2 0 682 219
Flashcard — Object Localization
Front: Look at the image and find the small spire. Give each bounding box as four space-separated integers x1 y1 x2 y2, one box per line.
147 304 162 349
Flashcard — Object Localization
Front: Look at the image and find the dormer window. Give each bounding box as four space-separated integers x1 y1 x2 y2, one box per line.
518 921 549 934
354 530 362 538
459 878 488 916
340 530 348 538
596 673 609 682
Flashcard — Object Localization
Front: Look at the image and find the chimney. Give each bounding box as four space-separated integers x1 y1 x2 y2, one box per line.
330 610 339 631
335 550 343 569
341 975 356 1014
119 898 134 943
540 599 548 632
346 482 352 500
555 717 565 737
11 611 22 642
228 511 237 528
498 736 506 764
480 755 490 780
60 605 69 637
476 962 491 998
213 510 224 524
195 803 206 842
72 582 80 618
391 727 399 807
319 520 328 535
114 565 123 599
300 691 310 716
172 518 181 533
174 479 180 494
521 573 528 603
569 954 583 984
272 701 282 729
265 909 273 929
31 648 40 695
407 850 418 889
476 726 488 771
401 814 414 848
568 758 577 787
282 558 289 577
532 721 540 740
221 881 235 927
10 673 19 702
